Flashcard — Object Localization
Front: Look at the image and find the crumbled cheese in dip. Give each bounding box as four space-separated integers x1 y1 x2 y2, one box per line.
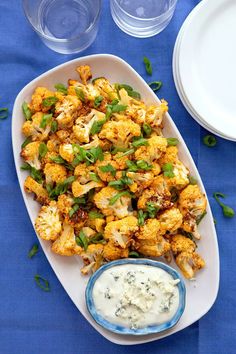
92 264 180 329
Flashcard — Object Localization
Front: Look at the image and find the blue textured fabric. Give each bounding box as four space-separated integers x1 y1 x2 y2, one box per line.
1 0 236 353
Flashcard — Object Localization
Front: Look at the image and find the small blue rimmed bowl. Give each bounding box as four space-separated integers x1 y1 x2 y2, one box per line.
85 259 186 336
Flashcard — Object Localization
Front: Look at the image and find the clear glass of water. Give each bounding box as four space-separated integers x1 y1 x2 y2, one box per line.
110 0 178 38
22 0 101 54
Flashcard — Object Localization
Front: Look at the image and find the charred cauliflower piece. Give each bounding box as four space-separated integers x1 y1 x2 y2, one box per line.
175 251 205 279
24 176 49 204
171 234 196 255
21 141 41 170
94 186 132 219
158 146 178 165
158 207 183 235
35 201 62 241
80 244 104 275
55 95 81 128
51 222 82 256
104 216 138 248
99 120 141 148
134 136 167 163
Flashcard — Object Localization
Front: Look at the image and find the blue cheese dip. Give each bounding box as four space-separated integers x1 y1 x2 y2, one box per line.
92 264 180 330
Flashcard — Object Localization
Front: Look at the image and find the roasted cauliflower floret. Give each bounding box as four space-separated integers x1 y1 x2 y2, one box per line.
51 222 82 256
44 163 67 184
158 207 183 235
126 171 154 194
145 100 168 128
134 136 167 163
136 219 160 241
118 88 146 125
87 217 106 233
72 180 103 197
171 234 196 255
136 237 171 257
35 201 62 241
137 175 172 211
57 194 74 215
46 134 61 152
22 112 51 141
55 95 81 128
164 160 189 191
29 87 55 113
76 65 92 85
80 244 104 275
93 77 118 101
73 109 105 143
94 186 132 219
99 120 141 147
179 185 207 239
158 146 178 165
104 216 138 248
95 153 118 182
175 251 205 279
59 143 74 162
21 141 41 170
24 176 49 204
103 241 129 261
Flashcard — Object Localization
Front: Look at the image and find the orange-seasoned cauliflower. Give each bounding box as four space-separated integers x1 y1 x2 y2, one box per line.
164 160 190 191
95 153 118 182
44 163 67 184
103 241 129 261
171 234 196 255
94 186 132 219
59 143 74 162
104 216 138 248
93 77 118 101
51 222 82 256
136 219 160 241
158 207 183 235
126 171 154 194
46 134 61 153
99 120 141 147
179 185 207 239
137 175 172 211
72 180 103 198
57 194 74 215
24 176 49 204
35 201 62 241
73 109 105 143
55 95 81 128
29 87 55 113
80 244 104 275
134 136 167 163
158 146 178 165
145 100 168 128
21 141 41 170
22 112 51 141
87 218 106 233
76 65 92 85
118 88 146 125
175 251 205 279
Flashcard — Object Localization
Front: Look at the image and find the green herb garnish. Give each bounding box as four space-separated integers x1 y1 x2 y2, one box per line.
21 137 31 149
126 160 138 172
115 83 141 100
146 202 160 218
167 138 179 146
137 210 147 226
54 83 68 94
76 230 89 250
109 191 131 205
89 172 101 182
105 100 127 119
21 163 43 183
88 211 104 219
34 275 50 292
28 244 39 259
149 81 162 92
132 137 148 148
213 192 235 218
22 102 32 120
188 175 198 185
142 123 152 137
162 163 175 178
129 251 140 258
94 95 104 108
90 119 106 135
136 160 153 170
0 107 8 119
42 96 58 107
69 204 80 218
38 143 48 159
143 56 152 75
99 164 116 177
90 233 106 244
75 87 85 102
203 135 217 147
40 113 52 129
118 148 135 158
51 120 58 133
196 210 207 225
49 176 76 199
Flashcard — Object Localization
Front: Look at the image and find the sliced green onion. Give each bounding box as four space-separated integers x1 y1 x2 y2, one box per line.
167 138 179 146
137 210 147 226
146 202 159 218
40 113 52 129
136 160 153 170
22 102 32 120
20 163 43 183
213 192 235 218
203 135 217 147
196 211 207 225
94 95 104 108
89 172 101 182
126 160 138 172
109 191 131 205
143 56 152 75
88 211 104 219
75 87 85 102
129 251 140 258
54 83 68 94
162 163 175 178
42 96 58 107
117 148 135 158
28 244 39 259
76 230 88 250
38 143 48 159
69 204 80 218
90 233 106 244
21 137 31 149
132 137 148 148
99 164 116 176
188 175 198 185
51 120 58 133
149 81 162 92
0 107 8 119
34 274 50 292
142 123 152 137
90 119 106 135
115 83 141 100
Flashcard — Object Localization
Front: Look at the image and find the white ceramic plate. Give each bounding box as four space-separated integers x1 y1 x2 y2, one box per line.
12 54 219 345
172 0 234 140
178 0 236 140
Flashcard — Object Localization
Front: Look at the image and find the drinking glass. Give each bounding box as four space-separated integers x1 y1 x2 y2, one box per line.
110 0 178 38
22 0 101 54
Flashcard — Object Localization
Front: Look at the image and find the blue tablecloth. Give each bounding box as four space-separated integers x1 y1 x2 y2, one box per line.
1 0 236 353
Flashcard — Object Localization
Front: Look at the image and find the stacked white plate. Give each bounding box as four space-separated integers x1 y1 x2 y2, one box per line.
173 0 236 141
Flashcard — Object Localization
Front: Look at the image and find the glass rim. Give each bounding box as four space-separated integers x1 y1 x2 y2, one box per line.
22 0 102 43
111 0 178 21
